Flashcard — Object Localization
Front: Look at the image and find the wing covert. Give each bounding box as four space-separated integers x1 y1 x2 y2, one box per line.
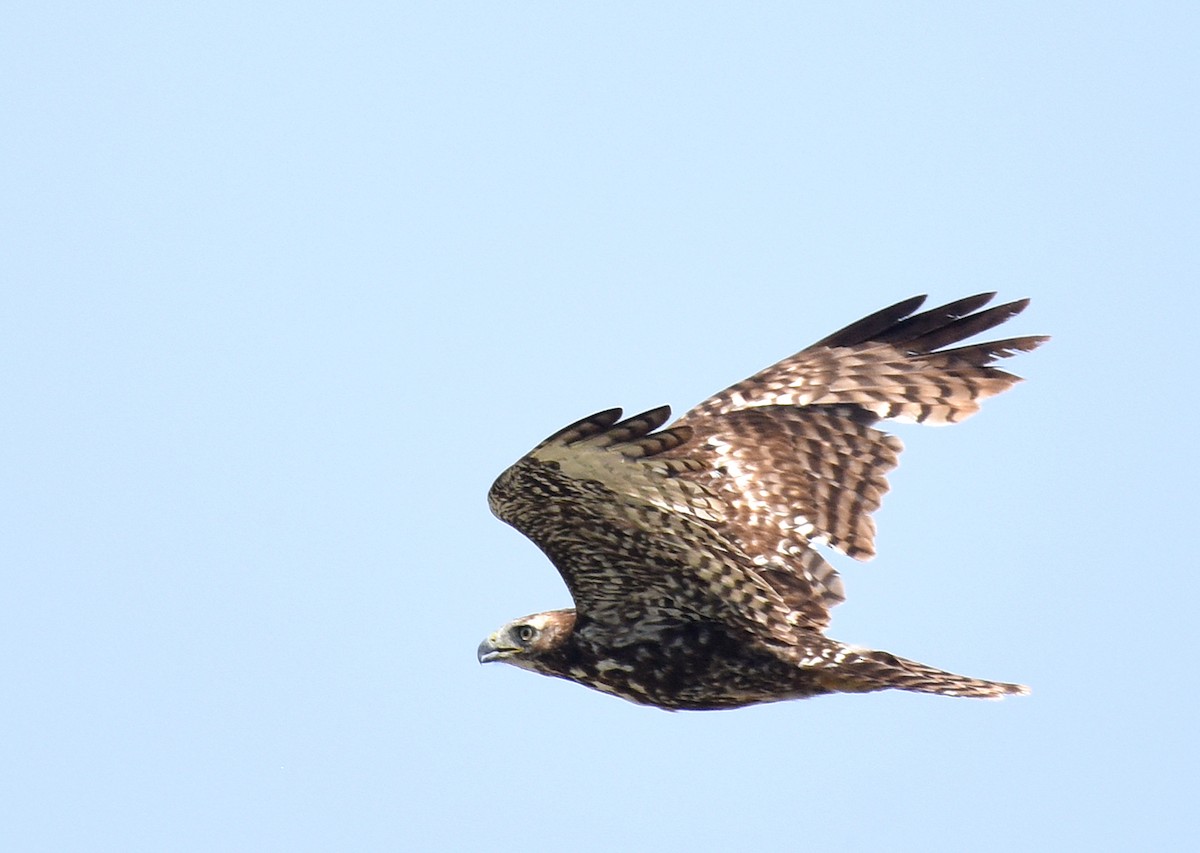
488 408 811 644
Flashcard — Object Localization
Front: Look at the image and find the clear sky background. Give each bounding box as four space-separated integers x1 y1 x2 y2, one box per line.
3 4 1197 851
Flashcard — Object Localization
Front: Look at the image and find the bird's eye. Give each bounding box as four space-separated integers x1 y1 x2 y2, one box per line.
517 625 536 642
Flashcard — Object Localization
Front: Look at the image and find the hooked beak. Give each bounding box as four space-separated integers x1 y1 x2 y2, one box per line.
477 634 517 664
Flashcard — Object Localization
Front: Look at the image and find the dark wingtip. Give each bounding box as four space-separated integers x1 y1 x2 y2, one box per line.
534 407 623 450
813 295 928 348
596 406 673 447
907 298 1034 352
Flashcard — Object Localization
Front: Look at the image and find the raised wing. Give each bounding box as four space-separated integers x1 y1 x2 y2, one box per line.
670 293 1048 628
685 293 1045 426
488 407 806 647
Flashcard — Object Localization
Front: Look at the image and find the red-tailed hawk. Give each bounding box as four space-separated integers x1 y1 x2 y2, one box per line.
478 293 1046 710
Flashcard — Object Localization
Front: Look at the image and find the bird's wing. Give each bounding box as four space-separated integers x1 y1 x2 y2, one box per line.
668 292 1048 630
488 407 806 647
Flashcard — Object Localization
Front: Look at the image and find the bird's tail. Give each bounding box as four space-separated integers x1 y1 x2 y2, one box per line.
820 648 1030 699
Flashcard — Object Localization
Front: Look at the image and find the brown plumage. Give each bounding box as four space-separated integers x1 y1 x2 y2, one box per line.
478 293 1047 710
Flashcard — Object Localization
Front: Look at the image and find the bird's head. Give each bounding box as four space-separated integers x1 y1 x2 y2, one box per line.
476 609 576 671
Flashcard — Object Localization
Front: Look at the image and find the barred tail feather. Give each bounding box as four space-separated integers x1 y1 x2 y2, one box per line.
823 649 1030 699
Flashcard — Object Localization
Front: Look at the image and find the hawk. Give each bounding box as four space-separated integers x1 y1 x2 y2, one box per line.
478 293 1046 710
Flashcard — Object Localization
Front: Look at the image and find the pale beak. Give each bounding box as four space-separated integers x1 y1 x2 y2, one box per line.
477 635 505 664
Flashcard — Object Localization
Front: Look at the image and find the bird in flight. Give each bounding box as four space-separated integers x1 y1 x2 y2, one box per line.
478 293 1047 710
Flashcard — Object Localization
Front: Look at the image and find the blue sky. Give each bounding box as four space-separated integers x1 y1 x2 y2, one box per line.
3 3 1197 850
